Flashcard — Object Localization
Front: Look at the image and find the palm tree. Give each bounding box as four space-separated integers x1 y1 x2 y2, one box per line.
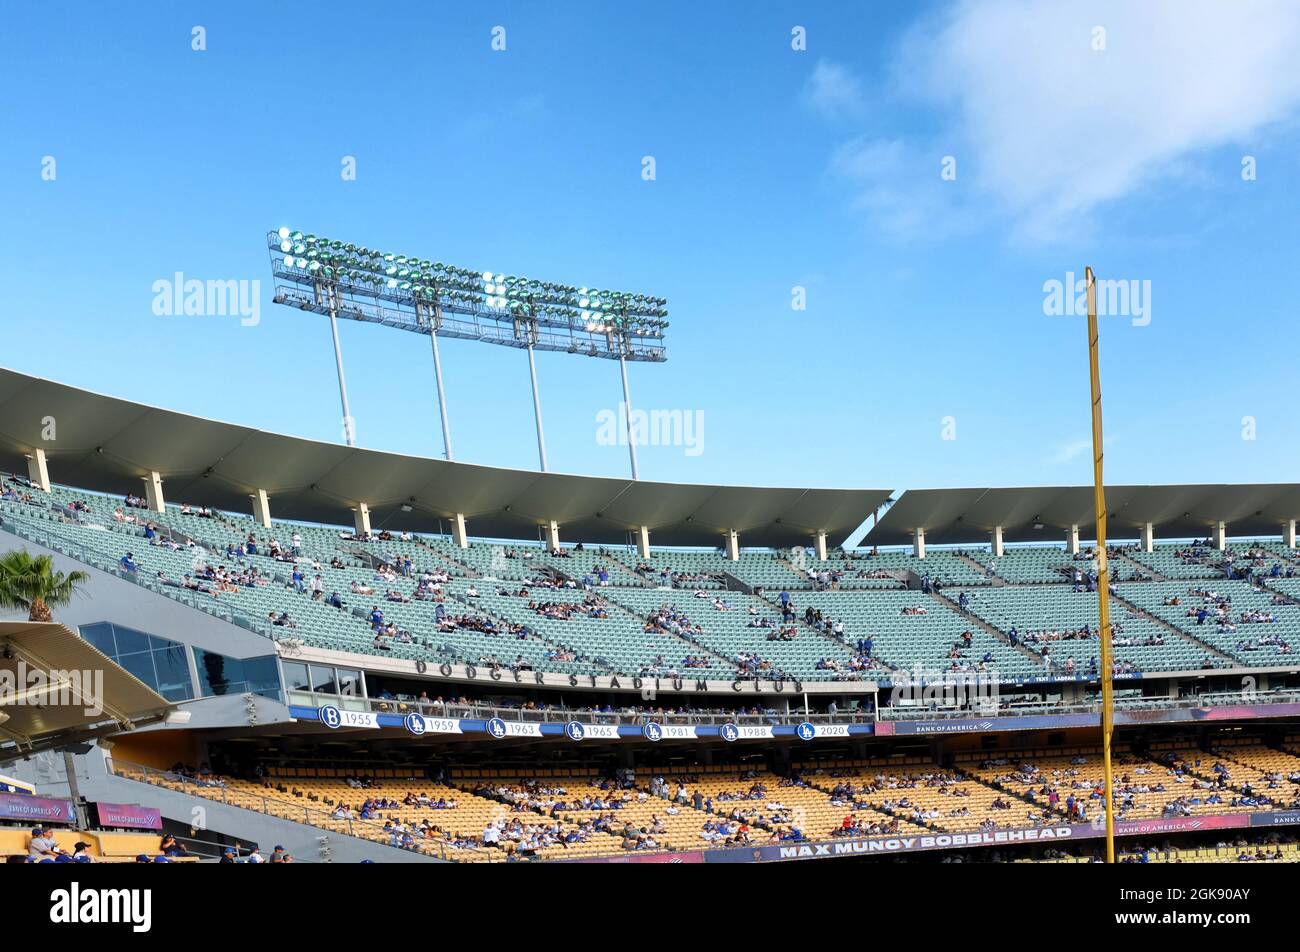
0 549 89 622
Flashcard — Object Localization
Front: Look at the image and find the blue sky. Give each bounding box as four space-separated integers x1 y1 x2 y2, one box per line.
2 0 1299 494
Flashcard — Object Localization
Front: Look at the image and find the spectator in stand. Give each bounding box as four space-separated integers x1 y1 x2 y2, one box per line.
28 828 62 860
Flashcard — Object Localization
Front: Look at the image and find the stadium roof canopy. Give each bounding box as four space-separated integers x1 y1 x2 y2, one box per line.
0 621 176 762
866 485 1300 547
0 368 890 548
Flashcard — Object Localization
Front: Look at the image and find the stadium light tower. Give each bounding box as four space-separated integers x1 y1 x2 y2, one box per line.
1085 265 1117 864
266 228 668 474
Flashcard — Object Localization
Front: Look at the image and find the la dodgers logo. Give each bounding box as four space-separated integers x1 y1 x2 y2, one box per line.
486 717 508 739
720 722 739 743
642 721 664 742
797 721 816 741
566 721 586 741
404 712 427 736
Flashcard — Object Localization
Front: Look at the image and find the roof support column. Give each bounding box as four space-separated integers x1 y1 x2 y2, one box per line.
1211 521 1226 551
912 527 926 560
1139 522 1154 553
725 529 740 562
25 449 50 493
251 490 271 528
452 513 469 549
1065 524 1080 555
1283 519 1297 550
990 525 1004 558
813 530 828 562
545 520 561 552
143 471 165 513
636 526 651 559
353 503 371 539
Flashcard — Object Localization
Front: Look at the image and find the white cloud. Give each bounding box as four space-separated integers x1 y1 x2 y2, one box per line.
1047 437 1092 466
834 0 1300 241
803 58 867 120
830 136 972 239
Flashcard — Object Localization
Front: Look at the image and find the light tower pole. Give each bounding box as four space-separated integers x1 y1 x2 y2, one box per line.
522 313 548 471
418 296 454 460
619 351 639 480
319 280 356 447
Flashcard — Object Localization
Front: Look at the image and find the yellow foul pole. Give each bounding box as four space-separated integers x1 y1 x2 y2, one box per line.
1086 266 1116 863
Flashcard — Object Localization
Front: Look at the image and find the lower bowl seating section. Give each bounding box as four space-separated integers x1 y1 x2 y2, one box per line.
0 826 187 863
461 768 721 855
113 762 507 861
108 741 1300 862
961 586 1208 673
1186 738 1300 806
798 760 1042 833
959 743 1294 823
1118 580 1299 665
1019 843 1300 863
602 587 858 681
460 765 869 851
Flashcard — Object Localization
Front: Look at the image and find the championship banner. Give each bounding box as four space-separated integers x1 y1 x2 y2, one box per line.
402 713 464 736
563 722 621 741
317 705 380 730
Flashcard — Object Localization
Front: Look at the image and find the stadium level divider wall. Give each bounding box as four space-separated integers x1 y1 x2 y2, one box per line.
289 700 1300 740
292 705 863 742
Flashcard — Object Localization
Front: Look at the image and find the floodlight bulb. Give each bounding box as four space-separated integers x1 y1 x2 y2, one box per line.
482 271 494 281
278 227 290 239
280 241 292 252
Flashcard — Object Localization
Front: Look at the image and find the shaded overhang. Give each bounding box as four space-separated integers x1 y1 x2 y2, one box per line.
866 485 1300 547
0 621 175 760
0 367 890 549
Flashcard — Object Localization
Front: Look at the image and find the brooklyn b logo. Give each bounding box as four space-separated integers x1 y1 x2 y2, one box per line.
49 884 152 932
